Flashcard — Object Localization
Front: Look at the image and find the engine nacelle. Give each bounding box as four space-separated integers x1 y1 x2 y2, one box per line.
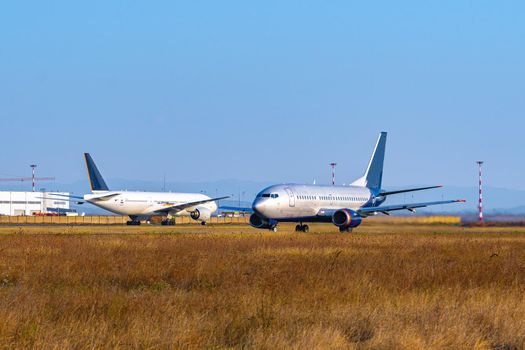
190 207 212 222
249 213 270 229
332 209 362 228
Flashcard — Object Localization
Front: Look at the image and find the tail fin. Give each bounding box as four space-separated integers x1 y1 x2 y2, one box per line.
84 153 109 192
351 132 387 190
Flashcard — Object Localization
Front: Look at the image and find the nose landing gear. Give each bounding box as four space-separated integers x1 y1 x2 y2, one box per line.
295 224 309 233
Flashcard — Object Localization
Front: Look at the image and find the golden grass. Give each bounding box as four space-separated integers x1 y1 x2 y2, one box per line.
1 223 525 349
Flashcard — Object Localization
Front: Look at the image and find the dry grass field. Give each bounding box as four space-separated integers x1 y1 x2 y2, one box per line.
1 222 525 349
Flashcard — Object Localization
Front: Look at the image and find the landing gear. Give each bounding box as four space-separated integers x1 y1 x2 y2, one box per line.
339 227 352 233
161 219 175 226
295 224 309 232
201 221 207 226
126 220 141 226
269 225 278 232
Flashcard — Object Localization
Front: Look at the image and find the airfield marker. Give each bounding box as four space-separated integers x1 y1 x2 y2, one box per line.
477 161 484 223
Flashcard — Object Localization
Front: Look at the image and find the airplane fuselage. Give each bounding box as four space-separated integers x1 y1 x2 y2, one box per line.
252 184 386 222
85 191 217 219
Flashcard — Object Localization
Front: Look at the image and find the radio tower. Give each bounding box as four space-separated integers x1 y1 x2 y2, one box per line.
30 164 37 192
330 162 337 186
476 161 484 224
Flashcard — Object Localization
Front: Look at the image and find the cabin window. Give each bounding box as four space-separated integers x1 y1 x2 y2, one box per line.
262 194 271 198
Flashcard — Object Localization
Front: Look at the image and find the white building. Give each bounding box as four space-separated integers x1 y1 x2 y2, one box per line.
0 191 71 216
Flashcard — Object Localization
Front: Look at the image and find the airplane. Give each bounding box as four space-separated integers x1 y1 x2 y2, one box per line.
246 132 465 232
49 153 228 225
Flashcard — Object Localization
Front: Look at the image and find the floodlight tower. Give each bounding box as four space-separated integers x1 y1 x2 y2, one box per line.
330 162 337 186
30 164 37 192
476 161 484 223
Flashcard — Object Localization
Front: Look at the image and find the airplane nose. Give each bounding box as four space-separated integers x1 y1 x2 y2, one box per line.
252 199 267 215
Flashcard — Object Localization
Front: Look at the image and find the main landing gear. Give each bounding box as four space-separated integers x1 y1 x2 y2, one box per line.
161 219 175 226
339 227 352 233
126 220 141 226
295 224 309 233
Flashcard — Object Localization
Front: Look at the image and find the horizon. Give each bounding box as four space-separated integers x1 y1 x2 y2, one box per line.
1 176 523 214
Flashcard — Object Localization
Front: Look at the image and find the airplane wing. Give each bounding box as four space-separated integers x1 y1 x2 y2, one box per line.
358 199 465 216
154 196 229 214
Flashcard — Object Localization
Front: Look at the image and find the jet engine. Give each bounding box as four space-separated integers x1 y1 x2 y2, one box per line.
190 207 212 222
332 209 362 228
249 213 271 229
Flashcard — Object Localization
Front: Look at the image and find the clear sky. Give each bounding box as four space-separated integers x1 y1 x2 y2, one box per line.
1 1 524 189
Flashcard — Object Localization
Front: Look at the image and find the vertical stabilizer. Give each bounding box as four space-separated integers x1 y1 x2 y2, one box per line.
84 153 109 192
351 132 387 190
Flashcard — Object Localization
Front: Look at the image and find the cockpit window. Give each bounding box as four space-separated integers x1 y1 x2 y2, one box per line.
261 194 271 198
271 194 279 198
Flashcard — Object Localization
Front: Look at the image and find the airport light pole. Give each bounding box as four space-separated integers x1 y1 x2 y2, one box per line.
30 164 37 192
476 161 484 224
330 163 337 186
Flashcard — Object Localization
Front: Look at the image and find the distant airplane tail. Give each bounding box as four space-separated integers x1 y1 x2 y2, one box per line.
84 153 109 192
351 132 387 191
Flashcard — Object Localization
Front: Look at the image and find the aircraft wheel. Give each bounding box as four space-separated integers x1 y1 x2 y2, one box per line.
295 225 302 232
270 226 278 232
127 221 140 226
201 221 207 226
303 225 309 233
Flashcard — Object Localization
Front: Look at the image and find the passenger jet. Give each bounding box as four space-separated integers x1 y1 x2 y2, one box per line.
247 132 464 232
50 154 227 225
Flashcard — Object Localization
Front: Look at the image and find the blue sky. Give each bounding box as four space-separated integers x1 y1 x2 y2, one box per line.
1 1 524 190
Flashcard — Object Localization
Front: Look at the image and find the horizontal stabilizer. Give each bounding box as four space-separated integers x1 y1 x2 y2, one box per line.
380 185 442 196
48 193 84 200
87 192 121 201
37 196 85 204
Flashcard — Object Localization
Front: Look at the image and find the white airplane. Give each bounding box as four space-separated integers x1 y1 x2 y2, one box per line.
51 153 227 225
245 132 465 232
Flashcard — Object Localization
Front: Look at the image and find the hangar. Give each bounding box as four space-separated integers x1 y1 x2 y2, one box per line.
0 191 71 216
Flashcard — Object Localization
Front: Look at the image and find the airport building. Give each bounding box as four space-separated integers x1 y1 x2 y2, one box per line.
0 191 71 216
